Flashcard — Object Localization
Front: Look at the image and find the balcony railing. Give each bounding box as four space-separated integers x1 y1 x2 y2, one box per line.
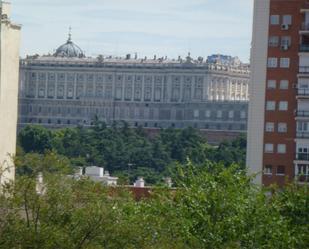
299 66 309 73
296 110 309 117
296 132 309 138
301 22 309 31
297 88 309 96
300 44 309 52
296 153 309 161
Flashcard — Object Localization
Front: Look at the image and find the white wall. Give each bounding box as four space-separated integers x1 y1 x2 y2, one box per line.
246 0 270 184
0 2 21 185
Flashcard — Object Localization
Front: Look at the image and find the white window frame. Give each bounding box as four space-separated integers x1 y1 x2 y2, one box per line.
269 36 279 47
278 123 287 133
268 58 278 68
276 165 285 176
265 143 274 153
281 36 291 46
265 122 275 132
280 58 290 68
277 144 286 154
270 15 280 25
264 165 273 175
279 80 289 90
282 15 292 25
266 101 276 111
267 80 276 89
279 101 288 111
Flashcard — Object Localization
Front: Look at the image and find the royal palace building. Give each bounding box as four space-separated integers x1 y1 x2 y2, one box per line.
18 34 250 143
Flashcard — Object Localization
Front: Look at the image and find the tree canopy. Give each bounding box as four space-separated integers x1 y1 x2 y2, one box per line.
17 123 247 184
0 161 308 249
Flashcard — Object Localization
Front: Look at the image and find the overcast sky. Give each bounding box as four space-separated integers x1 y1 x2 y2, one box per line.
10 0 253 62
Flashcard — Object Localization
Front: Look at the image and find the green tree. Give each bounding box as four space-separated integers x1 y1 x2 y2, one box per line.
18 125 53 153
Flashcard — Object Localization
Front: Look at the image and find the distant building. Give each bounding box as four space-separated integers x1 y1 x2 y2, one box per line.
18 33 250 143
82 166 118 186
247 0 309 186
0 2 21 185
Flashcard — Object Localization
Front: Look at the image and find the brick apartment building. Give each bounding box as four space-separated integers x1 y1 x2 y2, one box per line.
247 0 309 186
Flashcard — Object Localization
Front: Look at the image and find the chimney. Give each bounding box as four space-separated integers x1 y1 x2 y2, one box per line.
164 177 172 187
99 167 104 178
134 177 145 188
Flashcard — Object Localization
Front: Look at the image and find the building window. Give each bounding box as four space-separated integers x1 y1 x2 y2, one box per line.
267 58 278 68
266 101 276 111
270 15 280 25
280 58 290 68
279 101 288 111
194 110 199 119
281 36 291 46
265 143 274 153
276 165 285 176
240 111 246 119
217 110 222 118
278 123 287 133
205 110 211 118
269 36 279 47
228 111 234 119
297 121 309 132
264 165 273 175
267 80 276 89
282 15 292 25
265 122 275 132
279 80 289 89
277 144 286 154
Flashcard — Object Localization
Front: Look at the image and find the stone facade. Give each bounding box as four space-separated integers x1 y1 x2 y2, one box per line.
18 38 250 140
0 1 21 184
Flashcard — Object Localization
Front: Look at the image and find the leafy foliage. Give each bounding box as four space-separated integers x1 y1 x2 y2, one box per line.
17 123 246 184
0 161 308 249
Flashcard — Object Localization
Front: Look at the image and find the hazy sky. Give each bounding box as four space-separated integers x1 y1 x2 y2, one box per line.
10 0 253 62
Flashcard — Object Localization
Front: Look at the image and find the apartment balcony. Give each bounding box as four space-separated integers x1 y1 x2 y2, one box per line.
297 88 309 98
300 23 309 34
300 44 309 52
295 110 309 118
295 153 309 161
296 131 309 138
294 164 309 184
299 66 309 74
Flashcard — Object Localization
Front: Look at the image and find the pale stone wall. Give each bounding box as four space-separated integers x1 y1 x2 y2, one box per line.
0 1 21 184
246 0 270 185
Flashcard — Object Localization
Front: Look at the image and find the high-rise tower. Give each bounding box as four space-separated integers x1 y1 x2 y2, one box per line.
0 1 21 184
248 0 309 186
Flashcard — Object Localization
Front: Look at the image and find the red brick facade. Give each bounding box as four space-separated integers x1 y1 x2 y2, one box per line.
263 0 308 186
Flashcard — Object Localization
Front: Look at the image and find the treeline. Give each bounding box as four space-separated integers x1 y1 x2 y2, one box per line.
1 163 308 249
17 122 246 184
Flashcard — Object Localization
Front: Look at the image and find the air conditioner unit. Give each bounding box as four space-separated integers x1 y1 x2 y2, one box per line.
281 24 289 30
281 44 289 51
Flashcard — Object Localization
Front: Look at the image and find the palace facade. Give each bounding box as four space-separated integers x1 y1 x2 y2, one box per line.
18 35 250 143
